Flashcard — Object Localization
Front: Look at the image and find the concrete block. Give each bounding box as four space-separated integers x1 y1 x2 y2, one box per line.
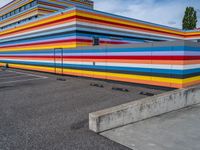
89 85 200 133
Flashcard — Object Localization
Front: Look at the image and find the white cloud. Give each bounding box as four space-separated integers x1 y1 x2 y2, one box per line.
1 0 199 29
94 0 200 29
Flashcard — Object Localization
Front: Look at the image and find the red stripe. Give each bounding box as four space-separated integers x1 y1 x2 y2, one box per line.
38 2 66 9
1 12 182 39
100 41 129 44
1 56 200 60
0 39 92 48
0 15 76 37
0 39 129 48
76 16 183 38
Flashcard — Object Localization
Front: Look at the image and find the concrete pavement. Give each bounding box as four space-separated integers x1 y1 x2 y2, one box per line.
101 104 200 150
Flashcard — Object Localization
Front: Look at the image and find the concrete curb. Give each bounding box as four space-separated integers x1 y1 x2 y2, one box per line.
89 85 200 133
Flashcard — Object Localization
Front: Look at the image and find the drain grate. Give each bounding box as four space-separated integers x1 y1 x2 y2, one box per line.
90 83 104 88
140 91 155 96
112 87 129 92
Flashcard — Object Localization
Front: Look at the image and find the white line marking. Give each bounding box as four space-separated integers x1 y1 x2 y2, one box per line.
0 72 19 75
0 74 20 78
0 77 46 85
0 70 48 85
6 70 48 79
0 74 27 80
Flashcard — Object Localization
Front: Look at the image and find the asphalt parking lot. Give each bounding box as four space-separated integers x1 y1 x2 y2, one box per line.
0 68 172 150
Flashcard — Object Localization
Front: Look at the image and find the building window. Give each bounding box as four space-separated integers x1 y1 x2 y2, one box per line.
1 15 39 31
15 8 19 14
21 6 25 11
93 37 100 46
31 0 37 7
25 3 31 9
1 1 38 21
11 11 14 15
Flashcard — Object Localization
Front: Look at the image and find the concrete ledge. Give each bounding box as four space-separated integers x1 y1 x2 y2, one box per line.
89 85 200 133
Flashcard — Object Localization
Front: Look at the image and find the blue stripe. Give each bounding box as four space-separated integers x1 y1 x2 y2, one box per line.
0 46 188 54
1 59 200 75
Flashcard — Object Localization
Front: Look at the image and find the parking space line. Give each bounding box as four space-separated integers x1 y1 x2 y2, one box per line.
0 74 22 78
0 69 48 85
0 77 47 85
0 72 19 75
6 70 48 79
0 74 28 80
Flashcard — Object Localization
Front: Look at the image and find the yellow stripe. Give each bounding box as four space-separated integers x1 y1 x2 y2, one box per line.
182 76 200 84
5 63 200 86
76 11 184 36
0 8 39 27
0 10 76 36
9 64 54 72
3 63 180 83
1 5 199 39
0 0 34 16
0 63 6 66
185 31 200 36
0 43 77 52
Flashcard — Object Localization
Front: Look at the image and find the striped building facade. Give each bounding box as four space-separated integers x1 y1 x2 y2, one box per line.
0 3 200 88
0 0 93 30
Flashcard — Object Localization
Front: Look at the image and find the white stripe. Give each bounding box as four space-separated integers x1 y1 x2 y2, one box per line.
0 78 47 85
1 21 76 40
77 22 183 40
2 59 200 70
7 70 48 79
0 74 27 80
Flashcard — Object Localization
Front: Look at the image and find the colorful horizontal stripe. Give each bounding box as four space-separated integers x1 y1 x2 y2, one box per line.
1 42 200 88
0 7 200 89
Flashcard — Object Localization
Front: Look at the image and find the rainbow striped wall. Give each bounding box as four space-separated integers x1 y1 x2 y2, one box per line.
0 0 93 31
0 41 200 88
0 7 200 49
0 7 200 88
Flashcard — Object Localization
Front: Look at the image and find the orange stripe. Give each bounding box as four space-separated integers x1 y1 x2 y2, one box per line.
77 10 184 37
0 10 76 37
4 57 200 65
0 42 76 51
9 63 200 88
0 8 38 26
77 18 183 39
0 0 33 15
0 18 75 39
182 80 200 88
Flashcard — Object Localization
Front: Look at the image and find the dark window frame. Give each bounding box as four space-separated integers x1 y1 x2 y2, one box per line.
93 37 100 46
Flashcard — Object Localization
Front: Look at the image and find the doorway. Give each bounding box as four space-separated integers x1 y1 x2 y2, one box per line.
54 48 64 75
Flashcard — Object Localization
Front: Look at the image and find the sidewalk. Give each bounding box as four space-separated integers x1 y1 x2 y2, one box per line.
101 104 200 150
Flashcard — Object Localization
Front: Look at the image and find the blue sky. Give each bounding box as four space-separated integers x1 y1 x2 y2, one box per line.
1 0 200 29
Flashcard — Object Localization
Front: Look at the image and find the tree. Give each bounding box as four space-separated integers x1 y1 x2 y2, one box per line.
182 7 197 30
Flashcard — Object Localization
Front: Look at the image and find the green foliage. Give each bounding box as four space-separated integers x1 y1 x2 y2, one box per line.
182 7 197 30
